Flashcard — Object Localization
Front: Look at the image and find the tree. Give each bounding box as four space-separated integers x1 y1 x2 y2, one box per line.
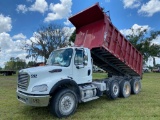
4 57 26 70
24 24 71 63
27 61 36 67
126 28 160 64
69 30 76 43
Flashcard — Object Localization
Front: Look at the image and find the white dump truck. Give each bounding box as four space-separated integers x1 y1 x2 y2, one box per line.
16 3 142 118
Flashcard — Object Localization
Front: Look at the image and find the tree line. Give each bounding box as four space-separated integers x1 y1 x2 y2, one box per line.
2 57 38 70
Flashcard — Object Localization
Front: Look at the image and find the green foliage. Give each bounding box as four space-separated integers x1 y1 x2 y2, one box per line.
4 57 46 70
27 61 36 67
69 30 76 43
4 57 26 70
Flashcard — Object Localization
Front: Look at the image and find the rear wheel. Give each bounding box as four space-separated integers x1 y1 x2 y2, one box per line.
120 80 131 98
131 79 141 94
106 80 120 99
50 88 78 118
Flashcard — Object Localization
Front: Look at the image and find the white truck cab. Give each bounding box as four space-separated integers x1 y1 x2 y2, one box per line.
17 47 104 117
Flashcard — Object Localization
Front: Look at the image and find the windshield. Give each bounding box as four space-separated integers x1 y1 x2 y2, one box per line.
46 48 73 67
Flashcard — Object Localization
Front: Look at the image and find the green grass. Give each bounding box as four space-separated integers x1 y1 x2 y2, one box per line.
0 73 160 120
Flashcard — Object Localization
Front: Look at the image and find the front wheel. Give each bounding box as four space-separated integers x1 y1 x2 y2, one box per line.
50 88 78 118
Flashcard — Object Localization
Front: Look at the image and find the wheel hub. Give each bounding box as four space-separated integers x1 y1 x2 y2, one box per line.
125 84 130 95
135 82 139 91
113 84 119 95
60 94 74 115
63 98 71 110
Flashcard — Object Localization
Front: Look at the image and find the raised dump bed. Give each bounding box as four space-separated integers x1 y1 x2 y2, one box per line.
69 3 143 77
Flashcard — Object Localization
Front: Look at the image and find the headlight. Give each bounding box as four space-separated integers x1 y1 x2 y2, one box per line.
32 84 48 92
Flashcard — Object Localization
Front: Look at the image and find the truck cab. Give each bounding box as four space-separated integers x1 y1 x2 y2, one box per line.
17 47 100 117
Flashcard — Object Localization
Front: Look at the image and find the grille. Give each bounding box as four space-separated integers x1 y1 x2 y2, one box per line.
18 72 29 90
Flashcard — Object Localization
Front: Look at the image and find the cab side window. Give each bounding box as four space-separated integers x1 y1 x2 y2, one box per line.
74 49 88 66
74 50 83 65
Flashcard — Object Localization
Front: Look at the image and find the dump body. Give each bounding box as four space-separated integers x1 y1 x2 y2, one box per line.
69 3 143 77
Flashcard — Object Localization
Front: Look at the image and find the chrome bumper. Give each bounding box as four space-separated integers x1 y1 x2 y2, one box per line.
16 91 50 107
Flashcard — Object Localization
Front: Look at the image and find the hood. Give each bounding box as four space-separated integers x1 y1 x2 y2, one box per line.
18 65 72 94
19 65 63 74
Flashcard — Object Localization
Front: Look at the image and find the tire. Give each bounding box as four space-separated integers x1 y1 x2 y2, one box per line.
50 88 78 118
131 79 141 94
106 80 120 99
120 80 131 98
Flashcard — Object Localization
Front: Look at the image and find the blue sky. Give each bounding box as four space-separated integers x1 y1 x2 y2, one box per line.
0 0 160 68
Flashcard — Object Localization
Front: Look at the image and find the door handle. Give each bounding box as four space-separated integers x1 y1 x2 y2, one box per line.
88 69 91 76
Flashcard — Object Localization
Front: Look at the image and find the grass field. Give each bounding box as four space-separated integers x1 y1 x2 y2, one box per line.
0 73 160 120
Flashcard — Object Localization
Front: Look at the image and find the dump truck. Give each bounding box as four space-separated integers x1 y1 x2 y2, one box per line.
16 3 142 118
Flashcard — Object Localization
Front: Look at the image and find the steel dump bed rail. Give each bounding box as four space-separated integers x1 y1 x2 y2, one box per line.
69 3 143 77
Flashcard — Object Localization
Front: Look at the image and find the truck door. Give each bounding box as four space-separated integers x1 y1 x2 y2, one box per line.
72 49 92 84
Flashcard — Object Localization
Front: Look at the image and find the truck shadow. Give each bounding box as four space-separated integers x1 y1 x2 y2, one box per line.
20 96 116 119
20 106 57 119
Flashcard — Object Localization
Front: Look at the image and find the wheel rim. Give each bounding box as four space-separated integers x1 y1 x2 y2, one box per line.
124 84 130 95
59 93 75 115
113 84 119 95
135 82 139 92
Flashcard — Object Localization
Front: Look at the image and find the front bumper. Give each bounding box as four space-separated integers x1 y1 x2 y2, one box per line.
16 91 50 107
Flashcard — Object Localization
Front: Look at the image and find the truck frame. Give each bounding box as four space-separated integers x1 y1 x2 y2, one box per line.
16 3 142 118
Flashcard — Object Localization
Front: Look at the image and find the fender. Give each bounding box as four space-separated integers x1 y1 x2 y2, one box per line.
49 79 81 102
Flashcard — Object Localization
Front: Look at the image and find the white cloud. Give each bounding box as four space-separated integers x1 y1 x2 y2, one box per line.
123 0 141 9
0 14 12 33
120 24 150 36
152 35 160 45
138 0 160 17
29 0 48 13
120 24 160 47
44 0 72 22
64 19 71 26
0 32 27 68
30 35 38 44
63 26 75 38
16 0 48 14
16 4 28 13
12 33 26 40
